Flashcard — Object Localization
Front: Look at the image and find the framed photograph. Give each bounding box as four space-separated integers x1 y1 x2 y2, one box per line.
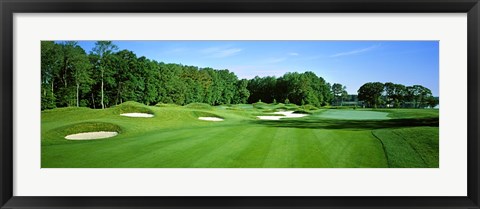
1 0 479 208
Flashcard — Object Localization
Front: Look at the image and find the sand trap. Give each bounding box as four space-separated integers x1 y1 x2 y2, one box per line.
257 111 308 120
256 116 284 120
65 131 118 140
120 113 154 118
198 117 224 121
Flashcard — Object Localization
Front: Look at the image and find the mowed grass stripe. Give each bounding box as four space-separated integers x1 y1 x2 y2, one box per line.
393 127 439 167
295 129 334 167
229 127 277 167
262 127 299 168
372 127 440 168
311 130 347 167
190 126 264 167
372 129 425 168
115 126 247 168
337 131 387 168
308 130 387 168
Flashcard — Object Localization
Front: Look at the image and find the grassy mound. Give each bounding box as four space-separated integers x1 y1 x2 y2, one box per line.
285 106 300 111
234 104 254 109
42 106 91 113
184 103 213 110
155 103 179 107
302 104 319 111
252 102 269 109
58 122 122 137
292 110 311 114
192 111 224 119
114 101 154 115
226 106 246 111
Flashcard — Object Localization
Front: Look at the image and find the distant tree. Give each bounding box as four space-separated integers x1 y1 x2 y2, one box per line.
217 69 238 104
384 82 396 107
358 82 384 108
247 76 276 104
332 83 348 106
41 41 63 109
384 82 407 107
233 79 250 104
404 85 433 108
415 85 433 108
92 41 118 109
139 57 160 105
67 42 92 107
426 96 439 108
392 84 407 107
113 50 143 104
246 71 331 107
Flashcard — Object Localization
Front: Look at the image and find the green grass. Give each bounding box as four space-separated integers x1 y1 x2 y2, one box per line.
41 103 438 168
113 101 154 115
316 109 390 120
372 127 439 168
184 103 213 110
376 108 439 119
155 103 179 108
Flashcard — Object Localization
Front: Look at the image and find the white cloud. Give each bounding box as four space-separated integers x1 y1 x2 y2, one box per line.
201 47 242 58
288 52 299 56
330 44 380 57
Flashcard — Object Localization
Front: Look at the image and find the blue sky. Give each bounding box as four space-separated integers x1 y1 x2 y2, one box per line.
77 41 439 96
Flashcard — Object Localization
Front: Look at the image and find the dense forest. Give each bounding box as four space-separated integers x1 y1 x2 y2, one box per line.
41 41 438 110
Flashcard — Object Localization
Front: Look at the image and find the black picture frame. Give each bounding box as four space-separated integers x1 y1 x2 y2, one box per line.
1 0 479 208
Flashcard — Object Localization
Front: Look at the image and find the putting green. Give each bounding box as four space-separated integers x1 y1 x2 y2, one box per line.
317 109 390 120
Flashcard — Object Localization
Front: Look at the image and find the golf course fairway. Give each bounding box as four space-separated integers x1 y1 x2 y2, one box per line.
41 102 439 168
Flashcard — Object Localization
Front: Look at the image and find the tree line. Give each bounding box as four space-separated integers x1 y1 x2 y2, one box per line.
41 41 438 110
358 82 438 108
246 72 333 107
41 41 250 110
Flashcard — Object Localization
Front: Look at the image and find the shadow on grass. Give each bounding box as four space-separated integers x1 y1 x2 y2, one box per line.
250 117 439 130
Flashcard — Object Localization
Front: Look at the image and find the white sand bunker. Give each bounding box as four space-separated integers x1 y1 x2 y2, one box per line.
65 131 118 140
257 111 308 120
198 117 224 121
120 113 154 118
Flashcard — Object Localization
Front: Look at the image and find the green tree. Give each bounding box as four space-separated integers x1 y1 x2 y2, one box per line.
384 82 396 107
233 79 250 104
68 43 92 107
92 41 118 109
140 58 160 105
358 82 384 108
405 85 433 108
55 41 91 107
392 84 407 107
41 41 63 109
426 96 439 108
332 83 348 106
